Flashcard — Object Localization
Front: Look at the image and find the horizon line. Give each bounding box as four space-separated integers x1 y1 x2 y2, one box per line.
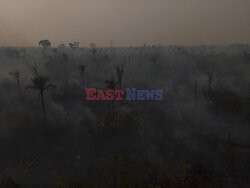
0 43 249 48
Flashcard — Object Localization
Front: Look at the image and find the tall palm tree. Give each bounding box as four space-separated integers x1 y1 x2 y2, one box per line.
105 75 117 112
77 65 87 92
115 65 124 90
26 76 56 126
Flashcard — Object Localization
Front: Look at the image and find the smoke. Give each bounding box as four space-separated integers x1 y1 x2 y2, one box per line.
0 22 30 46
0 0 250 47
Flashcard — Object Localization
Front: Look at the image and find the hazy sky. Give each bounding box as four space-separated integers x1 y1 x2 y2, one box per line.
0 0 249 46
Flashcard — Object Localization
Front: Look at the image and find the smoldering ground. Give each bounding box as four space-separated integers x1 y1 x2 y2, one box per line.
0 45 249 187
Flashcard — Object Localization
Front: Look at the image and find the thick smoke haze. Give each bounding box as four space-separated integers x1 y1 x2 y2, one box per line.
0 0 250 46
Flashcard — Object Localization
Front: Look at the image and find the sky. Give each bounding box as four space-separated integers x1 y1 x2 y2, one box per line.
0 0 249 47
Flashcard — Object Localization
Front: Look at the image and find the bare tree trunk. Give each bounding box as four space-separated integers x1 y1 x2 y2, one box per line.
40 91 47 127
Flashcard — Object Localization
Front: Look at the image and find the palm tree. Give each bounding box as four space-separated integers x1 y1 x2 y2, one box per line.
105 75 117 112
115 65 124 90
77 65 87 93
26 76 56 126
9 71 21 97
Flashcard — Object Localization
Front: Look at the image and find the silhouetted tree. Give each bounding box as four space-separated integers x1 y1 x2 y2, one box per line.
39 40 51 48
115 65 124 90
69 42 80 49
77 65 87 94
26 76 56 127
105 75 117 112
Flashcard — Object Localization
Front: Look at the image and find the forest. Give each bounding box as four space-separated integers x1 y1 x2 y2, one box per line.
0 44 249 187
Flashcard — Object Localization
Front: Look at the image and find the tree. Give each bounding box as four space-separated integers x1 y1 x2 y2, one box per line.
39 40 51 48
26 76 56 127
69 42 80 49
105 75 117 113
115 65 124 90
77 65 87 95
9 71 21 98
